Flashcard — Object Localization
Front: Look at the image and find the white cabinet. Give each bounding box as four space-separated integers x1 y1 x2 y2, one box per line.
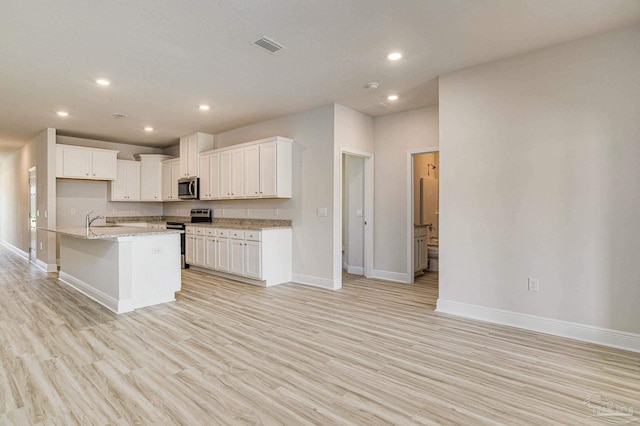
229 237 245 275
216 229 230 272
138 154 172 201
179 132 214 178
414 227 428 275
161 158 181 201
185 226 290 286
109 160 141 201
56 144 118 180
199 152 220 200
199 136 292 200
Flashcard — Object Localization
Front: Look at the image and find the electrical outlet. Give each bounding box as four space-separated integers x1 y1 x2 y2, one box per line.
151 247 161 255
528 278 540 292
70 208 76 215
274 208 279 216
317 208 328 217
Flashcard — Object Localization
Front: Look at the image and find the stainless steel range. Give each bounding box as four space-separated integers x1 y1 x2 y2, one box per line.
166 208 212 268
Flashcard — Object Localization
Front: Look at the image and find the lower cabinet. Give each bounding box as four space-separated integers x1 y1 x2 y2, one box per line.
414 227 428 275
185 226 291 286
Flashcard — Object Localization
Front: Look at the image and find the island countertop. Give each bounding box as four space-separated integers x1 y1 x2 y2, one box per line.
40 226 184 240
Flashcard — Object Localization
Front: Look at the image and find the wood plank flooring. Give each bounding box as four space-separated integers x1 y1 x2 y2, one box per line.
1 246 639 425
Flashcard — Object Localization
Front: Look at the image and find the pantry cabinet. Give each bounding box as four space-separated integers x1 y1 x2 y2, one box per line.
56 144 118 180
109 160 140 201
179 132 214 178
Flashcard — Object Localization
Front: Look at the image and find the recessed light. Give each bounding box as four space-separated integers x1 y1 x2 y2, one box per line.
199 104 210 111
95 78 110 86
387 52 402 61
387 95 399 101
144 127 153 132
56 111 69 117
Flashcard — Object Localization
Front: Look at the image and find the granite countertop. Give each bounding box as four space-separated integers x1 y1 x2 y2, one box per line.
106 216 292 230
40 226 184 240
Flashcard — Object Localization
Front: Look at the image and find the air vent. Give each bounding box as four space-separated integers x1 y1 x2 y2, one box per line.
362 102 390 112
253 36 286 54
111 113 128 119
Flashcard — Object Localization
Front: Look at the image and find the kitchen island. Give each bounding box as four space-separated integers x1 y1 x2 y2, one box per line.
42 226 183 314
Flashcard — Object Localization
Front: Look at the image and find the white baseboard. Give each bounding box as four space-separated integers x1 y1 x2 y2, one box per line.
436 299 640 353
372 269 410 283
1 240 29 260
347 265 364 275
58 271 134 314
291 273 338 290
35 259 58 273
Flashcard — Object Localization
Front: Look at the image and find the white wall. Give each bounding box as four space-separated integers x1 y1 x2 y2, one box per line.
438 24 640 336
373 106 439 280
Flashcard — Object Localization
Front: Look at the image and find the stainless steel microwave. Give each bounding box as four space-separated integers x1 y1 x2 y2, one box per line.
178 177 199 200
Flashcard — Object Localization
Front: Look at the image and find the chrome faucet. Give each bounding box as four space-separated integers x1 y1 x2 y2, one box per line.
85 211 104 228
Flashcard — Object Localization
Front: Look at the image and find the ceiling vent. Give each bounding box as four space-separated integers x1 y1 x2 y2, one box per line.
362 102 390 112
253 36 286 54
110 113 128 119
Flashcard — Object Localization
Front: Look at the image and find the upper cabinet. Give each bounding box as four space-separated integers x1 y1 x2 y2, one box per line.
109 160 141 201
161 158 181 201
137 154 173 202
199 136 292 200
56 144 118 180
179 132 214 178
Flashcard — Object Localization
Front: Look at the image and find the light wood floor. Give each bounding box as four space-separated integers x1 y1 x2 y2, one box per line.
1 247 639 425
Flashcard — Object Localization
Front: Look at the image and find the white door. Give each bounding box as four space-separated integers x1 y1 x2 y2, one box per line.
205 236 217 269
161 162 172 200
231 148 244 198
220 151 232 198
217 237 230 272
29 167 37 263
194 235 205 266
199 154 210 199
62 146 91 178
91 150 117 179
185 234 195 264
209 153 220 199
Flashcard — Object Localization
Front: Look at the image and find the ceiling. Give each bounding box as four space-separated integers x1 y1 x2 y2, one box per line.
1 0 639 161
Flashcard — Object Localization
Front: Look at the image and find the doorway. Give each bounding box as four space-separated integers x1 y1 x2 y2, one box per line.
28 167 37 263
406 149 439 284
338 148 374 286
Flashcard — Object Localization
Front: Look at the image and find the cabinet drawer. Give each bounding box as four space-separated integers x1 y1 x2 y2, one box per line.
205 228 216 236
185 226 195 234
244 231 261 241
230 229 244 239
217 229 230 238
194 227 205 235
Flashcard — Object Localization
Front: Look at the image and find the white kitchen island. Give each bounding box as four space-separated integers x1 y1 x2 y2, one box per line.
42 226 183 314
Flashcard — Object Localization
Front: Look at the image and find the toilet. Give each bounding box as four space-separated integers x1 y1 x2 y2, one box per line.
427 244 439 272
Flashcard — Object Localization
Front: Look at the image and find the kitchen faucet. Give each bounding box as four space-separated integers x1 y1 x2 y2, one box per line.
85 211 104 228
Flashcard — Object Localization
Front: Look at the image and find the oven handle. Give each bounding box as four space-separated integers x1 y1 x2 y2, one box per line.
189 180 195 196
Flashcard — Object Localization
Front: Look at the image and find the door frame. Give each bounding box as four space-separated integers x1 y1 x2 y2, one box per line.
336 147 374 286
406 147 439 283
28 166 37 263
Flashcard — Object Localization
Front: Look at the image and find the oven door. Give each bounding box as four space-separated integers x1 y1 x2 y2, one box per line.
178 178 199 200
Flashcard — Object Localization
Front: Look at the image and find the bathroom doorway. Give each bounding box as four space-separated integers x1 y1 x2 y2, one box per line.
407 149 439 286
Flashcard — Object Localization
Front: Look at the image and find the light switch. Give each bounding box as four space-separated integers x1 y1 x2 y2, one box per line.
356 209 363 217
317 208 328 217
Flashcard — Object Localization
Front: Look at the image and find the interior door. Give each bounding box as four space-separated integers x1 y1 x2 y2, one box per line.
29 167 37 262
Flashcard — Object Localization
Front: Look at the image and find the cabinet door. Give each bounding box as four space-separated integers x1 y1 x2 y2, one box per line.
219 151 232 198
179 136 189 177
199 154 211 199
229 238 245 275
259 141 277 197
125 161 140 200
244 240 262 279
187 134 198 177
62 146 91 178
161 162 173 201
194 235 205 266
231 148 244 198
217 237 230 272
244 145 260 198
209 153 220 199
91 150 117 180
205 237 217 269
111 161 128 200
186 235 195 264
419 238 428 271
170 161 181 200
414 238 421 273
140 156 162 201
